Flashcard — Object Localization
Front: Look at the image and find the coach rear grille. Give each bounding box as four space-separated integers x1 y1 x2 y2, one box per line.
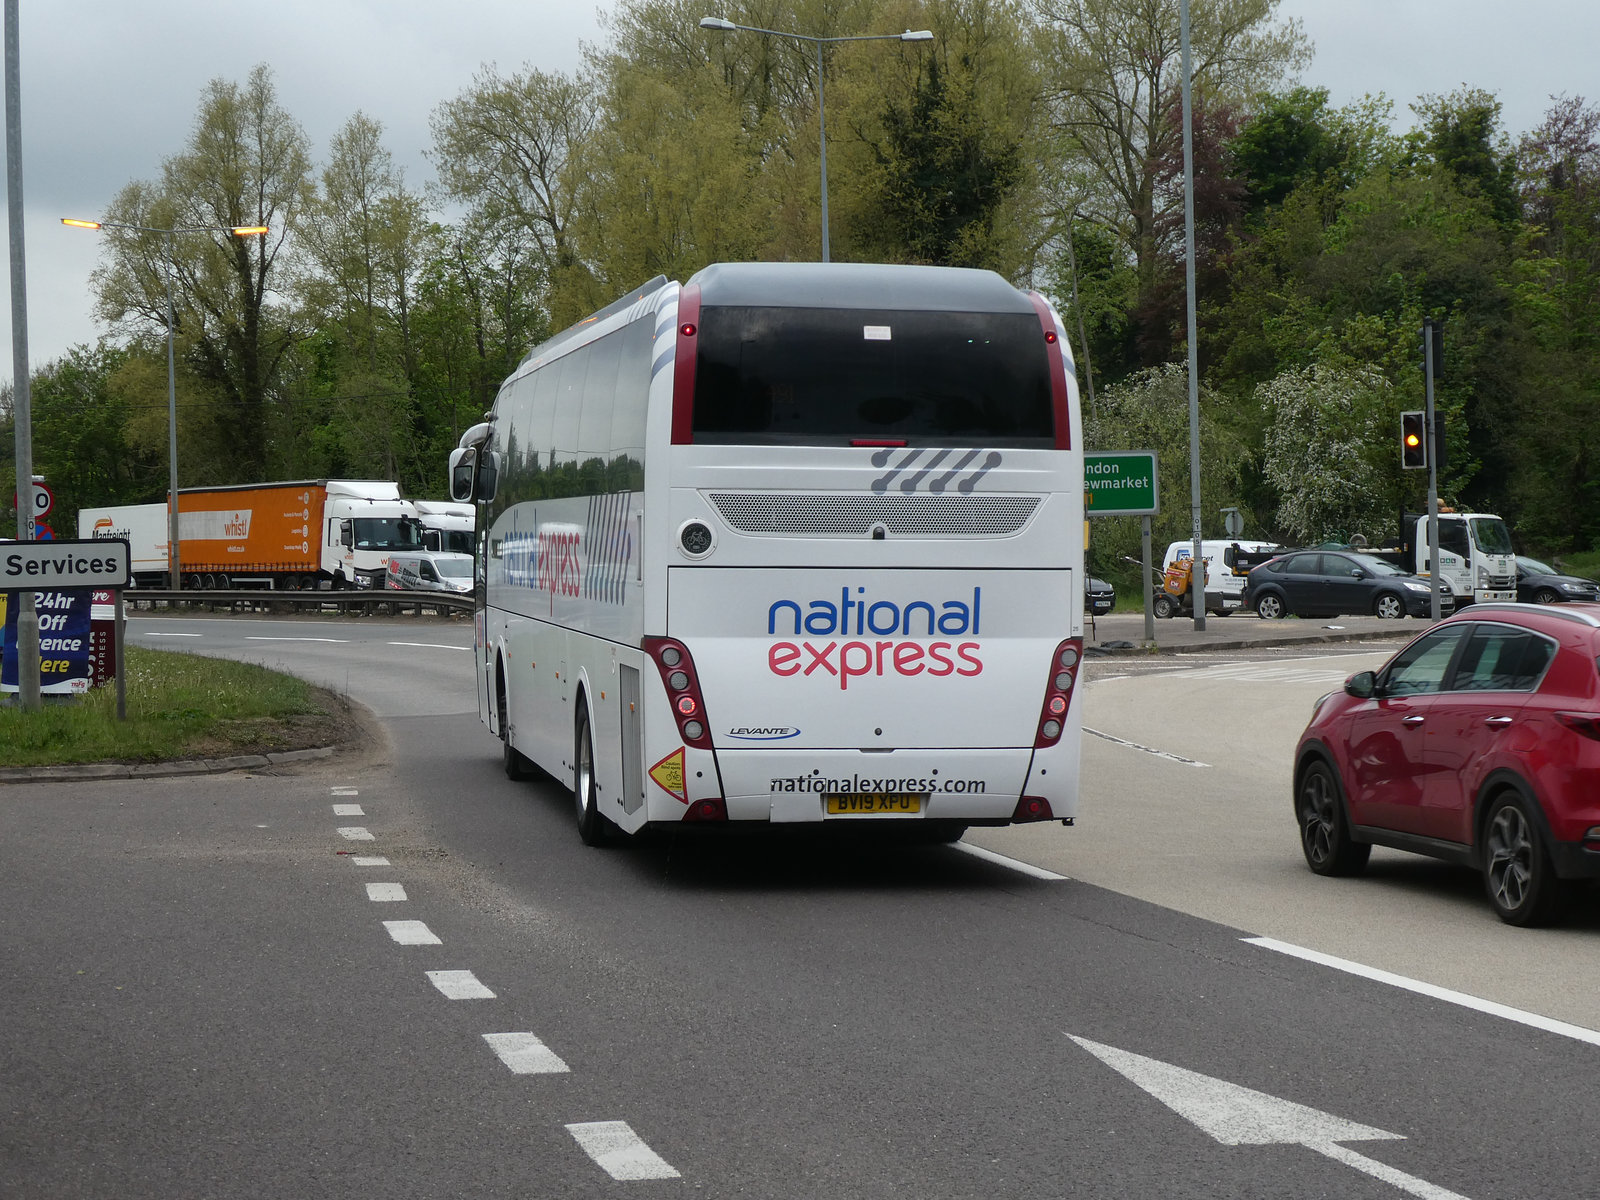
708 492 1041 536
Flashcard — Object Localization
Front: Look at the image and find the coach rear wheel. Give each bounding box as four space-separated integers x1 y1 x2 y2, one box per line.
573 697 614 846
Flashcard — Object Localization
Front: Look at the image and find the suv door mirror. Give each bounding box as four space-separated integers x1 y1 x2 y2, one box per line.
1344 670 1376 699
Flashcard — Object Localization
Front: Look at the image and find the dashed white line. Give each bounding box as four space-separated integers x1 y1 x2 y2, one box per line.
245 636 348 643
565 1121 681 1181
483 1032 571 1075
332 803 364 817
331 786 359 796
366 883 406 902
1084 727 1208 767
337 826 375 841
955 843 1069 881
142 631 201 637
347 855 390 867
427 970 494 1000
384 920 441 945
387 641 471 651
1245 936 1600 1048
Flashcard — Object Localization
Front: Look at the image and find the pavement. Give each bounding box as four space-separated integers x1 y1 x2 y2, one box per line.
1085 609 1433 655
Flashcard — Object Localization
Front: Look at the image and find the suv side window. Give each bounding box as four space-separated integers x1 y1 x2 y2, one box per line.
1382 626 1467 697
1449 625 1556 692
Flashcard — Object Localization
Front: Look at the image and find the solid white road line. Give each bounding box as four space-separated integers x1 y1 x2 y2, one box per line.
426 970 494 1000
483 1032 571 1075
565 1121 681 1181
955 843 1069 881
347 856 390 867
1084 727 1209 767
332 804 364 817
1245 936 1600 1048
366 883 406 902
384 920 441 945
337 826 375 841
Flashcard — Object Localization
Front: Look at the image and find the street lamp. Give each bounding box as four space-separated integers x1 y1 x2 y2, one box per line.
699 16 932 262
62 217 267 590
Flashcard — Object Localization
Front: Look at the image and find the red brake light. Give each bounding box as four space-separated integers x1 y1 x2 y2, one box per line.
683 797 728 823
644 636 715 750
1555 712 1600 742
1035 638 1083 747
1013 796 1055 822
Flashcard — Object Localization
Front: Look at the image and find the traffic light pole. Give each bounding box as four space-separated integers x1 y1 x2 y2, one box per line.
1423 318 1441 621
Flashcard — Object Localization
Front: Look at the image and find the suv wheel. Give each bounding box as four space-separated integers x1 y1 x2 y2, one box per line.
1482 791 1566 926
1296 760 1370 876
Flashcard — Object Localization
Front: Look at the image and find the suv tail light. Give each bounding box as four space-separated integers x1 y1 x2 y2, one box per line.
1034 638 1084 748
643 636 715 750
1555 712 1600 742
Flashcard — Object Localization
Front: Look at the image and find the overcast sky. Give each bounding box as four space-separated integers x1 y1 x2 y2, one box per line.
3 0 1596 386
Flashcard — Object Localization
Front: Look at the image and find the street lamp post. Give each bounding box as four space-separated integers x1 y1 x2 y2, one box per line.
62 218 267 590
699 16 932 263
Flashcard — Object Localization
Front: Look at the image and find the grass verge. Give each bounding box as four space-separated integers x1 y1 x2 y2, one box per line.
0 646 355 768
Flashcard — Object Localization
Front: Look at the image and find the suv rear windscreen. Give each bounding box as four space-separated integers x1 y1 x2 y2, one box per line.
692 306 1053 445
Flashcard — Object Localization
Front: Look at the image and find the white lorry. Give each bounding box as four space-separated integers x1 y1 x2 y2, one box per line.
1387 510 1516 606
412 500 475 556
78 502 171 587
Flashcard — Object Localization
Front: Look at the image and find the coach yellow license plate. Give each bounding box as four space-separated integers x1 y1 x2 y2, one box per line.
826 794 924 815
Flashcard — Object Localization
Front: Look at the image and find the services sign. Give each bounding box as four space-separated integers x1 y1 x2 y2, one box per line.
1 538 131 591
1084 450 1159 517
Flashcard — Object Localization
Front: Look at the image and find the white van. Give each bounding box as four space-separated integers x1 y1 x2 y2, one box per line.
1163 539 1284 614
385 551 474 594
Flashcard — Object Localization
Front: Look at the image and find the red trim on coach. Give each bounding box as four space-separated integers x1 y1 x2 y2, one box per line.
671 283 702 445
1029 291 1071 450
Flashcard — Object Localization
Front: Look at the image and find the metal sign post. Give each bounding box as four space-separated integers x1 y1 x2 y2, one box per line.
1423 318 1442 621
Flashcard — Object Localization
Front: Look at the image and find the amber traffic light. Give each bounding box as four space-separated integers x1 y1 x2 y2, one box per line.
1401 410 1427 470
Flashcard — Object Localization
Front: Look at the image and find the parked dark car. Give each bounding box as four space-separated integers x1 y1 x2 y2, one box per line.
1085 575 1115 616
1515 555 1600 605
1244 549 1453 620
1292 602 1600 925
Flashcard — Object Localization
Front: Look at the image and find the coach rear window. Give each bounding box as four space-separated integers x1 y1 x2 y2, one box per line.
692 306 1053 445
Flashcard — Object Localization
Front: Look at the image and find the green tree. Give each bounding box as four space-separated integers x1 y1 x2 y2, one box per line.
1031 0 1308 315
90 64 312 484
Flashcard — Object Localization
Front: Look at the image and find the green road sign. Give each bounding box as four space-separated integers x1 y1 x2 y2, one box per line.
1084 450 1159 517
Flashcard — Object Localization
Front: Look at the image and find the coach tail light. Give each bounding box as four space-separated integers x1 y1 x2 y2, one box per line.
1034 639 1083 747
644 636 716 751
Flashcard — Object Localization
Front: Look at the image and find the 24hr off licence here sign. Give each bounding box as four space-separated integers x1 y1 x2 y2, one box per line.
1084 450 1159 517
2 538 131 591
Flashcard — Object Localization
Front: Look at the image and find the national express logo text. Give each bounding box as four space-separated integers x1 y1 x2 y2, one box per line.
766 585 983 689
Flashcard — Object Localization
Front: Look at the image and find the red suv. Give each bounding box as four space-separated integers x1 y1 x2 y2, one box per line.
1293 602 1600 925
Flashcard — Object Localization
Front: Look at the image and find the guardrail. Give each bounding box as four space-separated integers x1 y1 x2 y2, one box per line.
121 588 474 617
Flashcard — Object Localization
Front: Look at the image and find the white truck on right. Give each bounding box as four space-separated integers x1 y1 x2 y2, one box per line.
1394 510 1517 606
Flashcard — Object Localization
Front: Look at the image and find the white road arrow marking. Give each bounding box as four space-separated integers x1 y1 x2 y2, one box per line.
1069 1035 1471 1200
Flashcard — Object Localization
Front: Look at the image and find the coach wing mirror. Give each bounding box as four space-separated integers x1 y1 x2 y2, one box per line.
1344 670 1376 699
449 448 476 502
476 451 500 502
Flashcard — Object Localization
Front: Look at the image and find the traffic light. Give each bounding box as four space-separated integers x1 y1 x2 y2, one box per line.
1401 411 1427 469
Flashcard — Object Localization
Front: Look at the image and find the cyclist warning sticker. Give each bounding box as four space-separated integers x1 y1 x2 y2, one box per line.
649 748 687 802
